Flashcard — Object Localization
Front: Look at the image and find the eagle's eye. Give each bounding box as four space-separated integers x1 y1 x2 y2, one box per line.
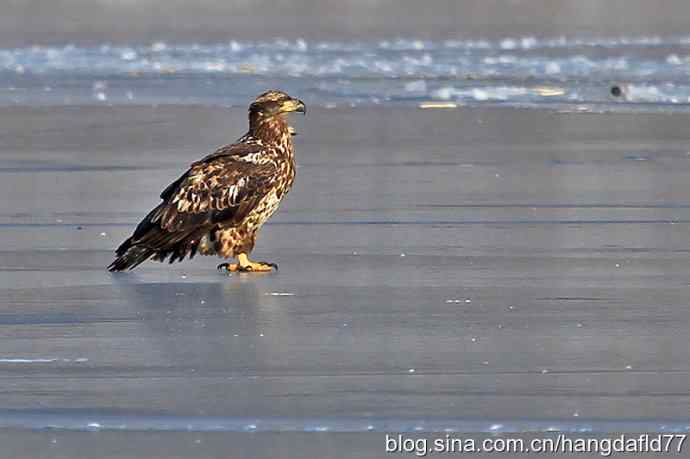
250 100 282 116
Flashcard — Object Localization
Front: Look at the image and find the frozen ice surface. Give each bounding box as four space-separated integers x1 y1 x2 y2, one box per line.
1 105 690 440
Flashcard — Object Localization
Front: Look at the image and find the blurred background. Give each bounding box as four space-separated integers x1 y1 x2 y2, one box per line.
3 0 690 44
3 0 690 108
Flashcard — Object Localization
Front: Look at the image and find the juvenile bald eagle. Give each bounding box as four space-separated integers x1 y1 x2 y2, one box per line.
108 90 305 273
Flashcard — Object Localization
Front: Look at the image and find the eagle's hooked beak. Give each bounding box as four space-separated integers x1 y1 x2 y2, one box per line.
296 100 306 115
283 98 306 115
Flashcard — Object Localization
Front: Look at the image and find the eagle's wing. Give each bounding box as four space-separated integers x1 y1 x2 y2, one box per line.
161 158 277 232
153 143 278 232
108 142 278 270
160 142 265 201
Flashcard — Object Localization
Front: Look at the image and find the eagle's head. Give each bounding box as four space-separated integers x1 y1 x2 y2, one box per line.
249 90 306 118
248 90 305 143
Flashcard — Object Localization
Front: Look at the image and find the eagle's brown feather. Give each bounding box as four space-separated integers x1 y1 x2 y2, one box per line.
157 157 278 232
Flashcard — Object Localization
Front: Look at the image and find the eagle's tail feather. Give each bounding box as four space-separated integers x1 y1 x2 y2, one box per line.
161 230 203 264
108 226 207 271
108 243 155 272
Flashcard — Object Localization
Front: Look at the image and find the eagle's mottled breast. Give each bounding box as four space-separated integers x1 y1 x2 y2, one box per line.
214 129 295 258
234 134 295 231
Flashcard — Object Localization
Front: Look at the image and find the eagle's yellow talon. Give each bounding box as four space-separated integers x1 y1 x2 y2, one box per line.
218 254 277 273
239 261 276 272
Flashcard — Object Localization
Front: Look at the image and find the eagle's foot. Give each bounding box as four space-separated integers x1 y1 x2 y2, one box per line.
239 261 278 272
217 254 277 273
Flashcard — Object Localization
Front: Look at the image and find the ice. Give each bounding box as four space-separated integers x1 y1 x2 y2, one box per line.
0 37 687 110
229 41 242 52
0 357 88 363
431 86 530 103
295 39 308 52
404 80 427 93
431 87 456 101
120 49 137 61
151 42 167 52
204 61 226 72
545 61 562 74
520 37 537 49
666 54 682 65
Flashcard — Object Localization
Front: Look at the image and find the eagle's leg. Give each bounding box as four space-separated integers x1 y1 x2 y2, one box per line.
217 253 277 273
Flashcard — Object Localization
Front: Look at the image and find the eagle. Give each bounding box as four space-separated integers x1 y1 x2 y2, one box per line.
108 90 305 273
